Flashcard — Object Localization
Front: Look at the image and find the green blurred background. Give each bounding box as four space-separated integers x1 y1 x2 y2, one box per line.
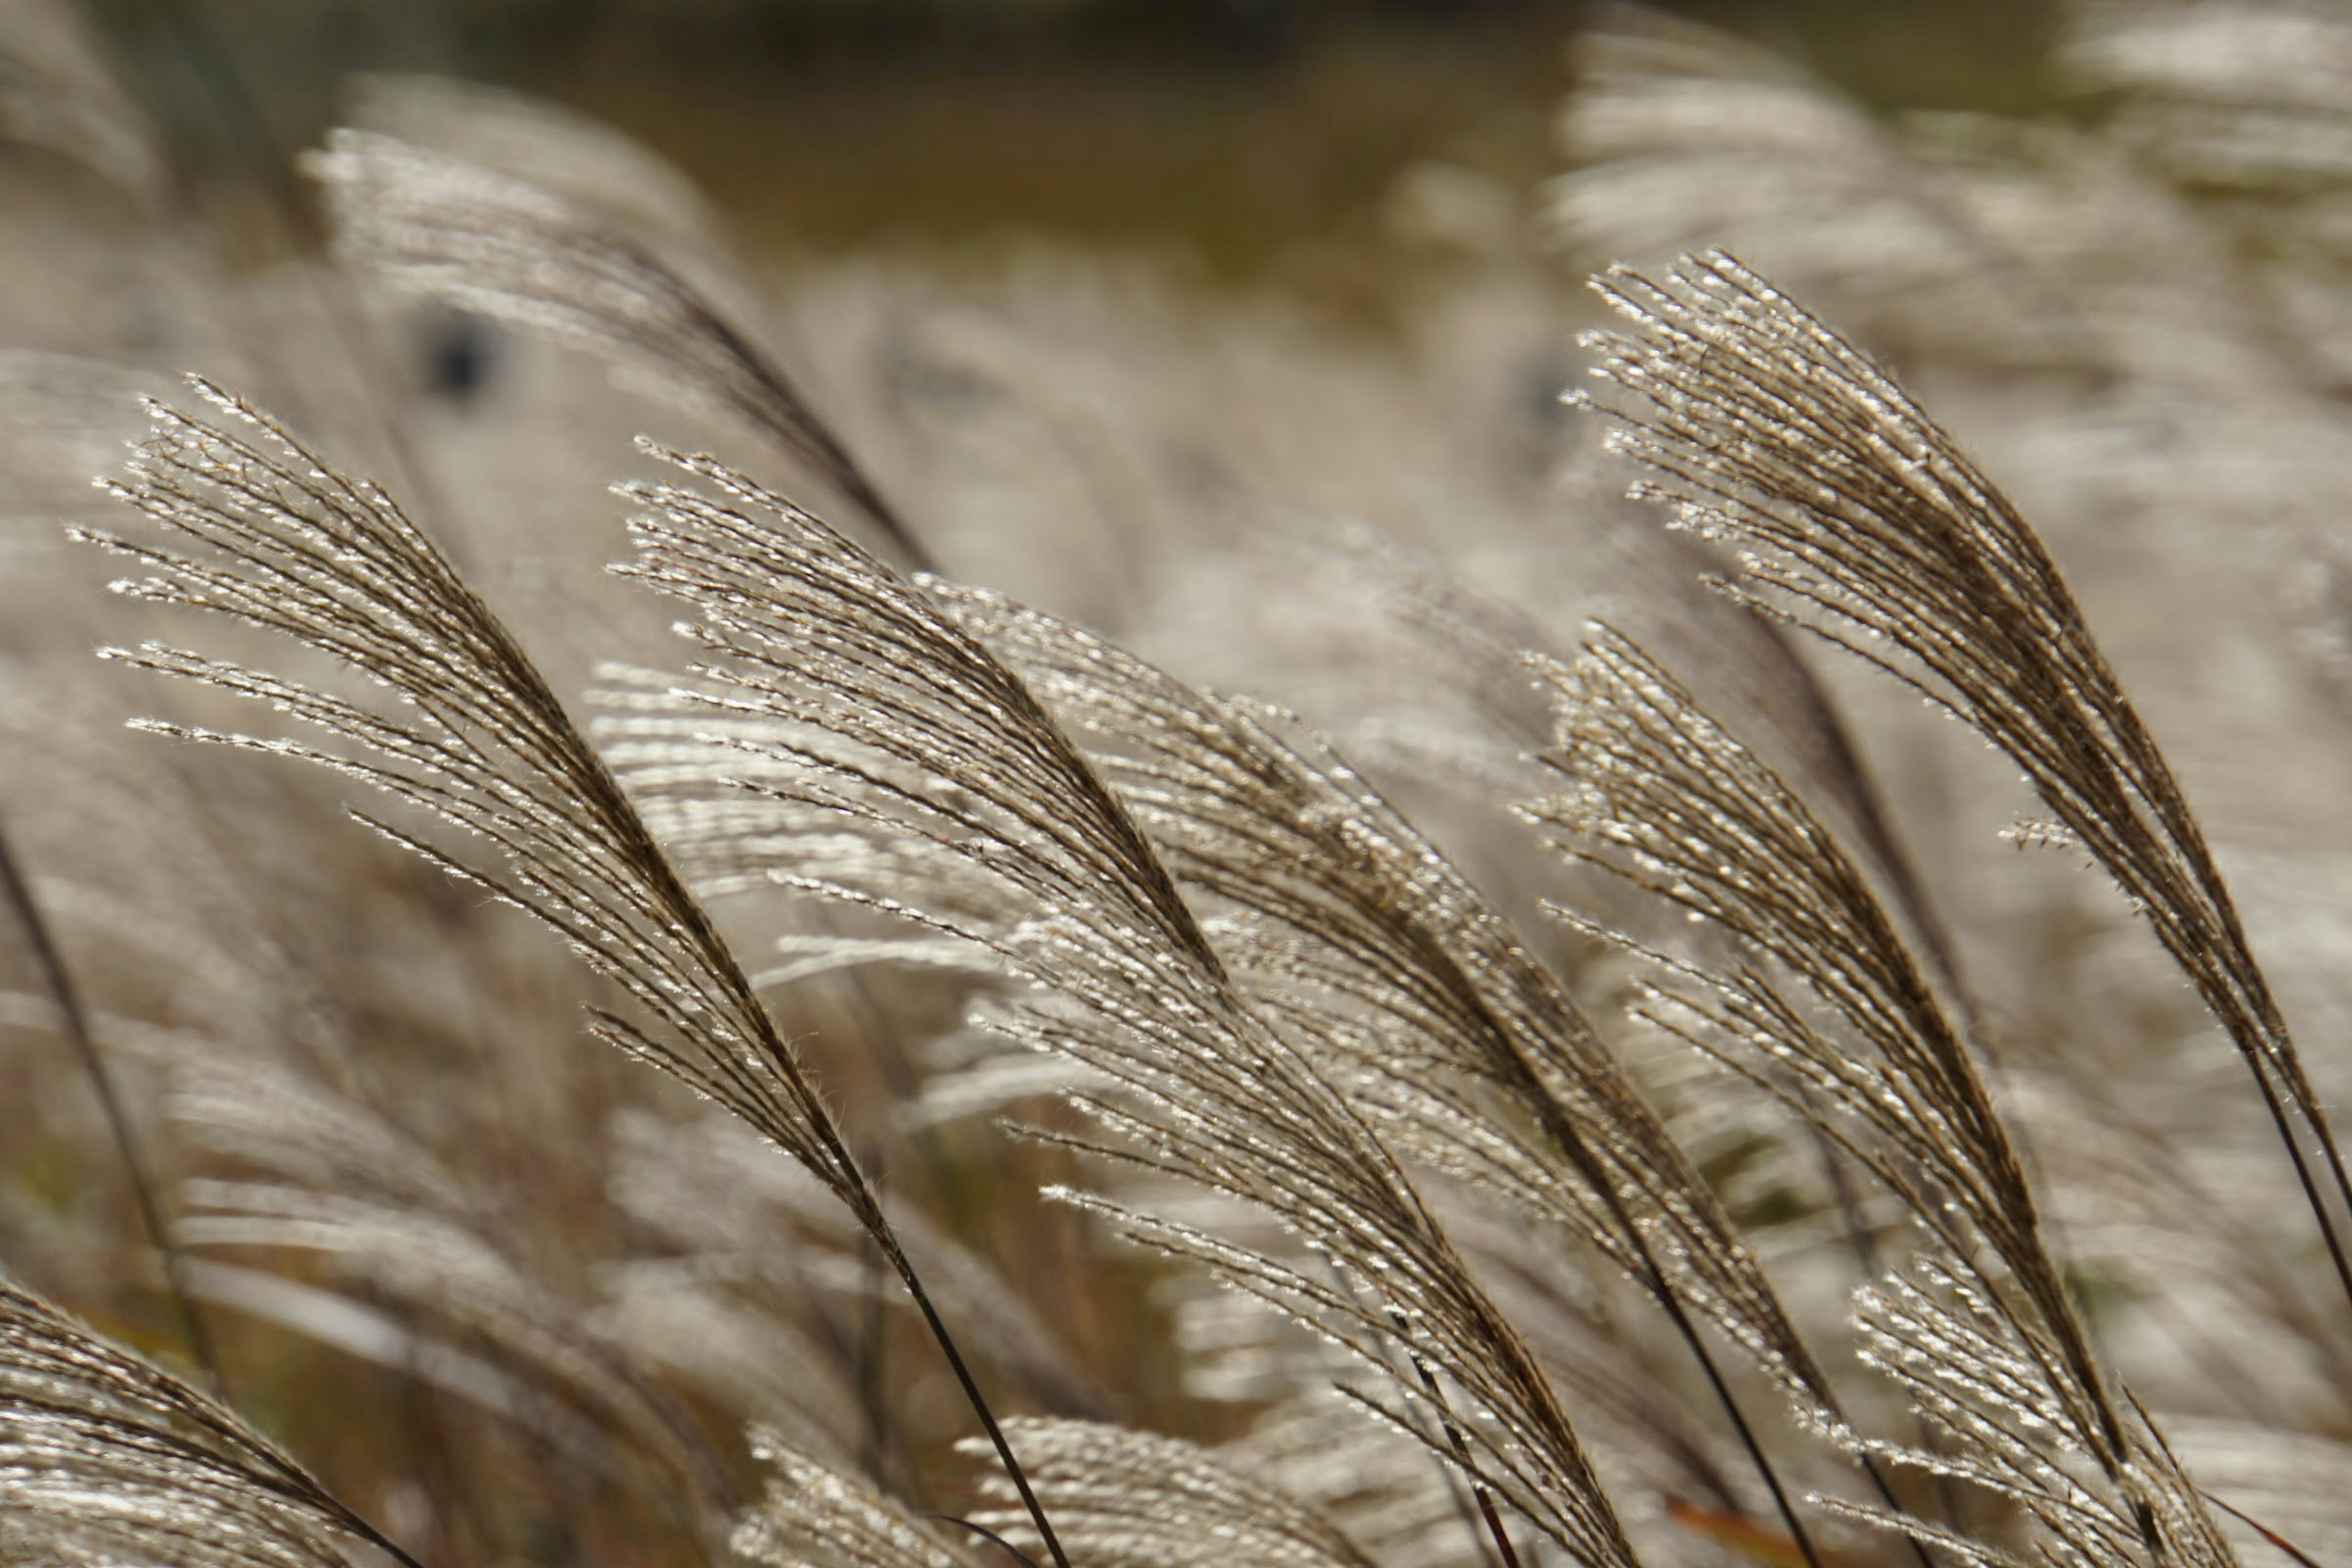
89 0 2055 287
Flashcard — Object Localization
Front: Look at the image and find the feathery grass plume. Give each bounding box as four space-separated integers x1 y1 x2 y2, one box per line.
1842 1261 2234 1568
935 582 1864 1552
734 1428 987 1568
963 1418 1381 1568
1436 1197 1761 1512
1566 524 1975 996
1154 1286 1551 1564
1576 249 2352 1320
78 379 1071 1567
1525 624 2233 1565
1218 1388 1531 1566
305 129 928 570
605 447 1642 1567
0 1273 414 1568
83 381 856 1212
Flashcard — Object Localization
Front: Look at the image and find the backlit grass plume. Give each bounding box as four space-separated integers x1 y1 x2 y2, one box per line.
965 1418 1382 1568
601 448 1644 1567
1527 625 2233 1567
0 1274 414 1568
936 580 1863 1556
1577 249 2352 1319
76 380 1068 1566
734 1428 986 1568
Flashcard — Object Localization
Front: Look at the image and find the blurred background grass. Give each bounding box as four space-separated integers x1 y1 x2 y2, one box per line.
89 0 2056 295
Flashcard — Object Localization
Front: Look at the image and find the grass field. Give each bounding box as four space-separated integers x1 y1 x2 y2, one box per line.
4 2 2351 1565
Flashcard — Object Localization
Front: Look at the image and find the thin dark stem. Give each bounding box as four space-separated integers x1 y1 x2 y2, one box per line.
1515 1080 1828 1568
2237 1055 2352 1328
927 1512 1045 1568
859 1144 892 1490
0 818 222 1391
1444 1459 1512 1568
1464 1473 1525 1568
2308 1150 2352 1322
2198 1490 2323 1568
325 1505 434 1568
1387 1311 1523 1568
1645 1275 1826 1568
783 1042 1068 1567
2293 1084 2352 1304
874 1228 1071 1568
1319 1257 1501 1568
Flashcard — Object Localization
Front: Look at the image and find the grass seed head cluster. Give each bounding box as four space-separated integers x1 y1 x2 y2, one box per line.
3 2 2352 1567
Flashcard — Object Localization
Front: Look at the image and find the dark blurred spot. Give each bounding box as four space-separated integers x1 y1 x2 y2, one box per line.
421 310 496 405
